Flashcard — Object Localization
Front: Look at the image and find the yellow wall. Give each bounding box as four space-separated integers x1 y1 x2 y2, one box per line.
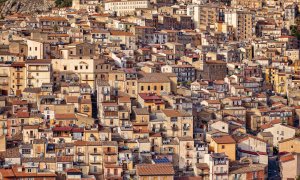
279 139 300 153
138 82 171 95
210 140 236 161
274 73 287 94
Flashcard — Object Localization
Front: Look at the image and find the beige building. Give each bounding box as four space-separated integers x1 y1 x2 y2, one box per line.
263 123 299 146
136 164 175 180
280 153 300 179
10 62 26 96
104 0 150 16
225 9 254 41
26 39 51 59
161 109 193 138
25 60 51 88
52 58 103 91
231 0 262 9
279 137 300 153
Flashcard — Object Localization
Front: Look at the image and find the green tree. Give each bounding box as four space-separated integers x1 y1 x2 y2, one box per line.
55 0 72 7
290 25 300 40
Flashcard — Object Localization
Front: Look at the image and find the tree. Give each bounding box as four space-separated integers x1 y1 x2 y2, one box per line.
290 25 300 40
55 0 72 8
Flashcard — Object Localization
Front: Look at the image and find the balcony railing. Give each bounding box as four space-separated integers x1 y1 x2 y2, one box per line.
183 126 190 131
90 160 101 164
0 73 8 77
104 158 117 164
172 126 179 131
0 82 8 86
104 150 117 155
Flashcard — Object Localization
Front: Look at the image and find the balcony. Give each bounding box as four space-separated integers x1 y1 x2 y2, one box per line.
0 82 8 86
184 164 194 171
65 151 74 156
104 158 117 164
172 125 179 131
11 123 20 127
90 152 101 155
28 67 49 72
0 73 8 77
215 171 228 175
16 81 23 86
183 126 190 131
76 159 85 163
214 160 227 165
89 168 104 175
27 75 34 79
104 111 118 118
83 108 90 112
90 160 101 164
104 150 117 155
77 152 85 156
29 134 36 138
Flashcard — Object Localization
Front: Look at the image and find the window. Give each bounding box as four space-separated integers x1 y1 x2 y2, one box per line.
222 145 225 149
253 172 258 178
161 86 164 90
75 66 78 70
154 86 157 90
63 66 67 70
22 149 31 154
80 65 83 70
35 47 37 51
141 86 144 91
148 86 150 90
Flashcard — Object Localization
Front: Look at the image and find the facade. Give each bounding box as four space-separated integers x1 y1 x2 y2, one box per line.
0 0 300 179
104 0 150 16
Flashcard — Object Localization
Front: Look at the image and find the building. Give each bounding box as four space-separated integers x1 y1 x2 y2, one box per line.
104 0 150 16
210 135 236 161
280 153 300 179
136 163 175 179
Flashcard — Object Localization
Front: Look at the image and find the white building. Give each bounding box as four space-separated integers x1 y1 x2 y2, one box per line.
236 135 268 165
104 0 150 16
263 123 298 146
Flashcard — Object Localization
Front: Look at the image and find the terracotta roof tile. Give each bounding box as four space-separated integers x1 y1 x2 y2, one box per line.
55 114 77 120
280 153 295 162
212 135 236 144
136 164 175 176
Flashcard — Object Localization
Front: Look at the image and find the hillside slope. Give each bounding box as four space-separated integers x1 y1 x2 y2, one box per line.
0 0 55 16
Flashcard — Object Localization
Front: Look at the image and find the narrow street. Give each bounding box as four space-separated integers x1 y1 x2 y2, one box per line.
268 156 280 180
